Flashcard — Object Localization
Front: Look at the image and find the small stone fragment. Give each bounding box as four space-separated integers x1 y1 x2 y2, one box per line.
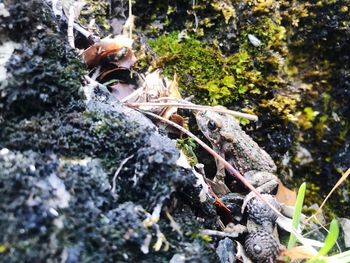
339 218 350 248
216 237 236 263
248 34 262 47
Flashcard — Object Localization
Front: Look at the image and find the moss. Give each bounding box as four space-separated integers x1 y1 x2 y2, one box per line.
286 0 350 202
74 0 111 31
296 107 320 130
251 0 275 13
149 31 288 108
239 17 287 55
260 94 299 122
176 138 198 166
315 114 329 140
211 1 236 24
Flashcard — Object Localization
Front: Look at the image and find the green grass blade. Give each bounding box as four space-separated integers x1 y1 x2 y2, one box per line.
307 220 341 263
318 219 339 256
288 182 306 249
328 249 350 263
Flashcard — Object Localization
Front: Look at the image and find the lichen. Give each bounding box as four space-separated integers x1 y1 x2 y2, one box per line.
0 1 86 119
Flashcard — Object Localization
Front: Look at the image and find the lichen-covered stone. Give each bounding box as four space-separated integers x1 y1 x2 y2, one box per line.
0 1 220 261
0 0 86 118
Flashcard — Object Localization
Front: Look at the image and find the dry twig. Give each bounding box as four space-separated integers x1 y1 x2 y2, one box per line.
126 101 258 121
111 154 134 195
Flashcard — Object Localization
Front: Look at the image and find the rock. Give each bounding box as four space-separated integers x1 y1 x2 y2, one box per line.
248 34 262 47
216 238 237 263
339 218 350 248
0 1 220 261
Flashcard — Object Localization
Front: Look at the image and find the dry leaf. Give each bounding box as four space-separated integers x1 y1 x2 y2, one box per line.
206 178 231 197
169 114 184 128
168 73 182 99
280 246 316 261
109 48 137 69
97 66 133 82
157 114 185 136
110 18 126 35
276 181 296 206
135 70 171 113
161 73 182 120
122 15 135 37
82 36 135 68
143 70 169 99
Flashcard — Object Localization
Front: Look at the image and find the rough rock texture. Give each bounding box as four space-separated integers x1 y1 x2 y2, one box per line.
0 1 219 262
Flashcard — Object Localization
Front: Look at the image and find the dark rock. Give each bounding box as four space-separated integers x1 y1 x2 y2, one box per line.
0 0 85 118
221 193 244 222
0 1 220 262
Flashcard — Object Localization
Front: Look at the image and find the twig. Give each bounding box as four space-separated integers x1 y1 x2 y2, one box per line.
200 229 239 238
125 102 258 121
73 23 90 38
316 168 350 214
309 167 350 223
128 0 133 38
111 154 134 195
192 0 199 32
67 5 75 48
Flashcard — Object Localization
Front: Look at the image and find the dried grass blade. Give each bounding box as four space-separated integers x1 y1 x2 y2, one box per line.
126 102 258 121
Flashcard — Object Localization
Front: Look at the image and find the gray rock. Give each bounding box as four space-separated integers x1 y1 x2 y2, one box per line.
216 238 236 263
